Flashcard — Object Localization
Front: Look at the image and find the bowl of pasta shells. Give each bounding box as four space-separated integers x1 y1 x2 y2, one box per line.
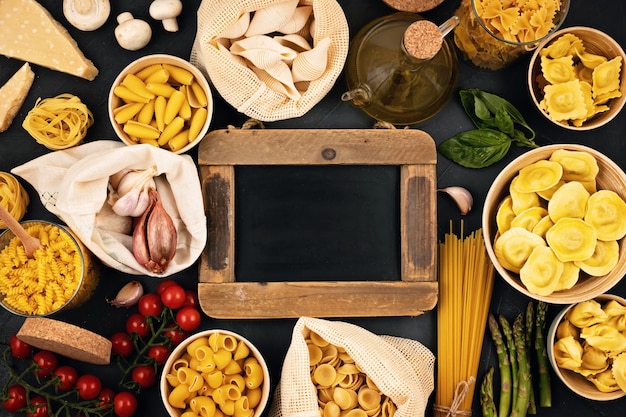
108 54 213 154
548 294 626 400
482 144 626 304
0 220 98 317
528 26 626 130
160 329 270 417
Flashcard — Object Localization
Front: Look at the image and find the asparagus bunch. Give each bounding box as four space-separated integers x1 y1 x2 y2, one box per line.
481 301 551 417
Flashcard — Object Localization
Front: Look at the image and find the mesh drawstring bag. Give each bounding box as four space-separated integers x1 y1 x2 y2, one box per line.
190 0 349 122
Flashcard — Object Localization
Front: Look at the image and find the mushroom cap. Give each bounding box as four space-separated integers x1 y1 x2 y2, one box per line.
149 0 183 20
115 15 152 51
63 0 111 31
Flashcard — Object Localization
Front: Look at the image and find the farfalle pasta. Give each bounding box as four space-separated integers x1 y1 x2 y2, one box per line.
537 33 623 127
164 331 266 417
492 149 626 296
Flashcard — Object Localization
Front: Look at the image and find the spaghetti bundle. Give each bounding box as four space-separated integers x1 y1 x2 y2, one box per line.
0 171 30 228
435 222 495 417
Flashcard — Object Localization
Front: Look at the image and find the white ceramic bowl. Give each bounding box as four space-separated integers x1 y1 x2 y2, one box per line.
160 329 270 417
547 294 626 400
108 54 213 154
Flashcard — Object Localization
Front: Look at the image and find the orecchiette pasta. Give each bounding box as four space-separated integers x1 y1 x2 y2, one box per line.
306 331 397 417
165 331 266 417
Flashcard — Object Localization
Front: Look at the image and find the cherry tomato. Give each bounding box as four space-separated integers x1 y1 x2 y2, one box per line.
138 293 163 317
98 387 116 409
33 351 58 378
125 313 150 338
110 332 134 357
156 279 178 295
113 391 138 417
131 364 157 388
147 345 170 365
2 384 26 413
183 289 198 308
9 334 33 359
176 306 202 332
163 327 187 346
26 396 49 417
160 284 186 309
76 374 102 401
54 365 78 392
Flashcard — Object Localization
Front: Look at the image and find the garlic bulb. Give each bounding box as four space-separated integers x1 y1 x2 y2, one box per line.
108 166 158 217
438 186 473 215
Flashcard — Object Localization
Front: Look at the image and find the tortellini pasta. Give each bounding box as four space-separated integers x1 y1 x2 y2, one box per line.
553 297 626 394
536 33 622 127
306 331 397 417
164 331 266 417
492 149 626 296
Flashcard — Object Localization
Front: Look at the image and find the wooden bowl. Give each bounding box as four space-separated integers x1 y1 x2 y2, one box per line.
528 27 626 131
108 54 213 154
160 329 270 417
482 144 626 304
547 294 626 400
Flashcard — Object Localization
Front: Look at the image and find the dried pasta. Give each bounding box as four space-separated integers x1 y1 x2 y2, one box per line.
164 331 265 417
305 331 396 417
0 171 30 228
0 223 82 315
22 93 94 150
434 223 495 417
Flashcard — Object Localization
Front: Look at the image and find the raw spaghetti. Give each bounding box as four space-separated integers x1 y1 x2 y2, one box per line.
22 93 94 150
434 222 495 417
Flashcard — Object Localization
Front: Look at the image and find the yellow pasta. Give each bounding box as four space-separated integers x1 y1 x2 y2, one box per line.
0 172 30 228
22 93 94 150
0 223 82 315
434 223 495 417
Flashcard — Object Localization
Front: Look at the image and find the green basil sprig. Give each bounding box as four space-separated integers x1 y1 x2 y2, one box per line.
438 89 538 168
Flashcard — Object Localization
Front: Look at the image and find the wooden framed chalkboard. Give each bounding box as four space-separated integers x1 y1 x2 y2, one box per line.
197 129 438 318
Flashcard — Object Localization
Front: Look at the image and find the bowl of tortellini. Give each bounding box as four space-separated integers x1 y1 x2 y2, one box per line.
527 26 626 130
548 294 626 400
160 329 270 417
482 144 626 304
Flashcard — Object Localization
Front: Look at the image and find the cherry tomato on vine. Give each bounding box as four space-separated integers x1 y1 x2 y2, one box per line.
9 334 32 359
138 293 163 317
125 313 150 338
98 387 116 409
147 345 170 365
2 384 27 413
183 289 198 308
110 332 134 357
156 279 178 295
53 365 78 392
113 391 138 417
176 306 202 332
26 396 49 417
33 351 58 378
131 364 157 388
76 374 102 401
163 327 187 346
160 283 186 309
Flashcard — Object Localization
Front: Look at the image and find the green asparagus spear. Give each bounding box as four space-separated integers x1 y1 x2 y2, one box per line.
511 314 531 417
525 302 536 415
481 367 498 417
499 315 518 412
535 301 552 407
488 314 512 417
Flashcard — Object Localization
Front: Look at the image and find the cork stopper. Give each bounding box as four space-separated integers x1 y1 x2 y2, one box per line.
403 20 443 61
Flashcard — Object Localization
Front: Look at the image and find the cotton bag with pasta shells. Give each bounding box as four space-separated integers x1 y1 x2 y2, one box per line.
191 0 349 121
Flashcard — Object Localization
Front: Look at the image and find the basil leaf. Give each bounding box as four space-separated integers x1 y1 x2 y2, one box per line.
438 129 512 168
494 109 514 136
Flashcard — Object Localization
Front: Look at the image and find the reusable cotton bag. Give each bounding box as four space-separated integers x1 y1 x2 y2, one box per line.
12 140 207 277
270 317 435 417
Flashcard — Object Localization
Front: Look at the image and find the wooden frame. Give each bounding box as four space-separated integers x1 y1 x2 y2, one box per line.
197 129 438 318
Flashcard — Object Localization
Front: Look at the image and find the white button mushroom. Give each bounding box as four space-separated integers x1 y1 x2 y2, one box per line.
149 0 183 32
114 12 152 51
63 0 111 31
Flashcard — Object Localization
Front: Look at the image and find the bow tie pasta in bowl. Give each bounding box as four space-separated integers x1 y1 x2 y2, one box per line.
482 144 626 304
547 294 626 400
160 329 270 417
528 26 626 130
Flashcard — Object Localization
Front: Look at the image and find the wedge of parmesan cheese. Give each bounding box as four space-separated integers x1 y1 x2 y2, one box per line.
0 63 35 132
17 317 112 365
0 0 98 80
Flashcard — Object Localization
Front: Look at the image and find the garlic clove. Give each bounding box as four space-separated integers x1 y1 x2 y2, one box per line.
438 186 473 215
107 280 144 307
111 187 151 217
